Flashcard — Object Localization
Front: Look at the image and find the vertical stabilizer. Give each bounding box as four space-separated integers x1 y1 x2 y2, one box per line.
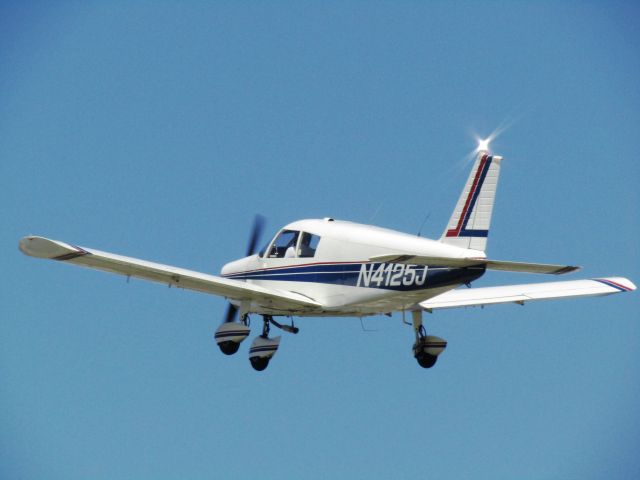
440 151 502 252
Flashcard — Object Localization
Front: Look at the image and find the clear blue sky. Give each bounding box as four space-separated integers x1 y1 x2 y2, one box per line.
2 2 639 479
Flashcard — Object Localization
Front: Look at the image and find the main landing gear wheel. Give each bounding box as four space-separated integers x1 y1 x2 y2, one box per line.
415 351 438 369
248 315 281 372
411 310 447 369
250 356 270 371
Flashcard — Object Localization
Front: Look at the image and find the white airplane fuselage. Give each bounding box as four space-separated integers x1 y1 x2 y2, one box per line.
221 218 486 316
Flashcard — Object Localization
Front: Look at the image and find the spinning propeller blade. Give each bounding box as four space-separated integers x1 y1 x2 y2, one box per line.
224 303 238 324
223 215 265 323
246 214 265 257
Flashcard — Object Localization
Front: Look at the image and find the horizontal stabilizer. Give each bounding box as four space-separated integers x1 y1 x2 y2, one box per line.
419 277 636 310
370 254 580 275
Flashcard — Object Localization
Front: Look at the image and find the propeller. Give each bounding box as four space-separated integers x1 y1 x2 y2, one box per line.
223 215 265 323
246 214 265 257
224 303 239 324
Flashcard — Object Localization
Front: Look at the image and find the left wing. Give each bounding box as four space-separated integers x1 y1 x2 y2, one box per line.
19 236 322 312
420 277 636 311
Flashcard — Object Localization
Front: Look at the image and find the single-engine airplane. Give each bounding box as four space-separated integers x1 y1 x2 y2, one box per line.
19 150 635 371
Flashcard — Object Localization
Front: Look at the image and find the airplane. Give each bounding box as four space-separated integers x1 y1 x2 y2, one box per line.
19 149 636 371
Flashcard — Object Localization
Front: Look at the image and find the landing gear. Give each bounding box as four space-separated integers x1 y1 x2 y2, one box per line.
411 310 447 369
214 315 251 355
248 315 282 371
217 312 299 370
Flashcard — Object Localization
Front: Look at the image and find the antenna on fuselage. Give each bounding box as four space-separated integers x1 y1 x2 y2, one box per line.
417 212 431 237
369 202 384 224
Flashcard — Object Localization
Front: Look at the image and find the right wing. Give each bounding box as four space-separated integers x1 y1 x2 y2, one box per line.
420 277 635 311
19 236 322 312
370 254 579 275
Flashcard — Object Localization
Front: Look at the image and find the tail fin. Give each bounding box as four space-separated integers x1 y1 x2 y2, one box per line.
440 151 502 252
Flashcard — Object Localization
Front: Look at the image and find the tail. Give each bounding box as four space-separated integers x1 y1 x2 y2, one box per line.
440 151 502 252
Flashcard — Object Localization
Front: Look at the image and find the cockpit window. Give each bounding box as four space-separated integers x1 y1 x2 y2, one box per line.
265 230 322 259
268 230 299 258
298 232 321 258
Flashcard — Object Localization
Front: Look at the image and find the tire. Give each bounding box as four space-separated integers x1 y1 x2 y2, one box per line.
416 352 438 369
218 341 240 356
250 356 270 371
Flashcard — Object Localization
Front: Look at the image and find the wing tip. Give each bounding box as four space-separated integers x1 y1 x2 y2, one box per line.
594 277 637 292
554 265 581 275
19 235 88 260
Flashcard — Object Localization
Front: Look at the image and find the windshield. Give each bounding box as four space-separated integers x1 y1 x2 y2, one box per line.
268 230 299 258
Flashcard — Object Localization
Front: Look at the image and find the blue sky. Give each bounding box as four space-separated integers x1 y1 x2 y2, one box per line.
2 2 639 478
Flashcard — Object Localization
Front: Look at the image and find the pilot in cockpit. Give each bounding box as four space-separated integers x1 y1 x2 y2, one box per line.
284 232 299 258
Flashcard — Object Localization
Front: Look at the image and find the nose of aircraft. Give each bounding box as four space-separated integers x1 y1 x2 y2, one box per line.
221 255 259 277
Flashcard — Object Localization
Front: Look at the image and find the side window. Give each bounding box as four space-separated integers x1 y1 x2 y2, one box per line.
298 232 321 258
268 230 299 258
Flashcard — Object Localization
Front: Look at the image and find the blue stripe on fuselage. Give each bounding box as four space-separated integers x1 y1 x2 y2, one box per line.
223 262 485 291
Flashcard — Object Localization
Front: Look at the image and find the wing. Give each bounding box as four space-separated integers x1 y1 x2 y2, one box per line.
19 236 322 312
370 254 579 275
419 277 636 311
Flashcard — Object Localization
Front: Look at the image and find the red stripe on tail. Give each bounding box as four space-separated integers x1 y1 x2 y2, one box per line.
446 154 488 238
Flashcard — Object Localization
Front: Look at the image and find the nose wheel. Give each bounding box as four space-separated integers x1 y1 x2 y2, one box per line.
215 314 251 355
